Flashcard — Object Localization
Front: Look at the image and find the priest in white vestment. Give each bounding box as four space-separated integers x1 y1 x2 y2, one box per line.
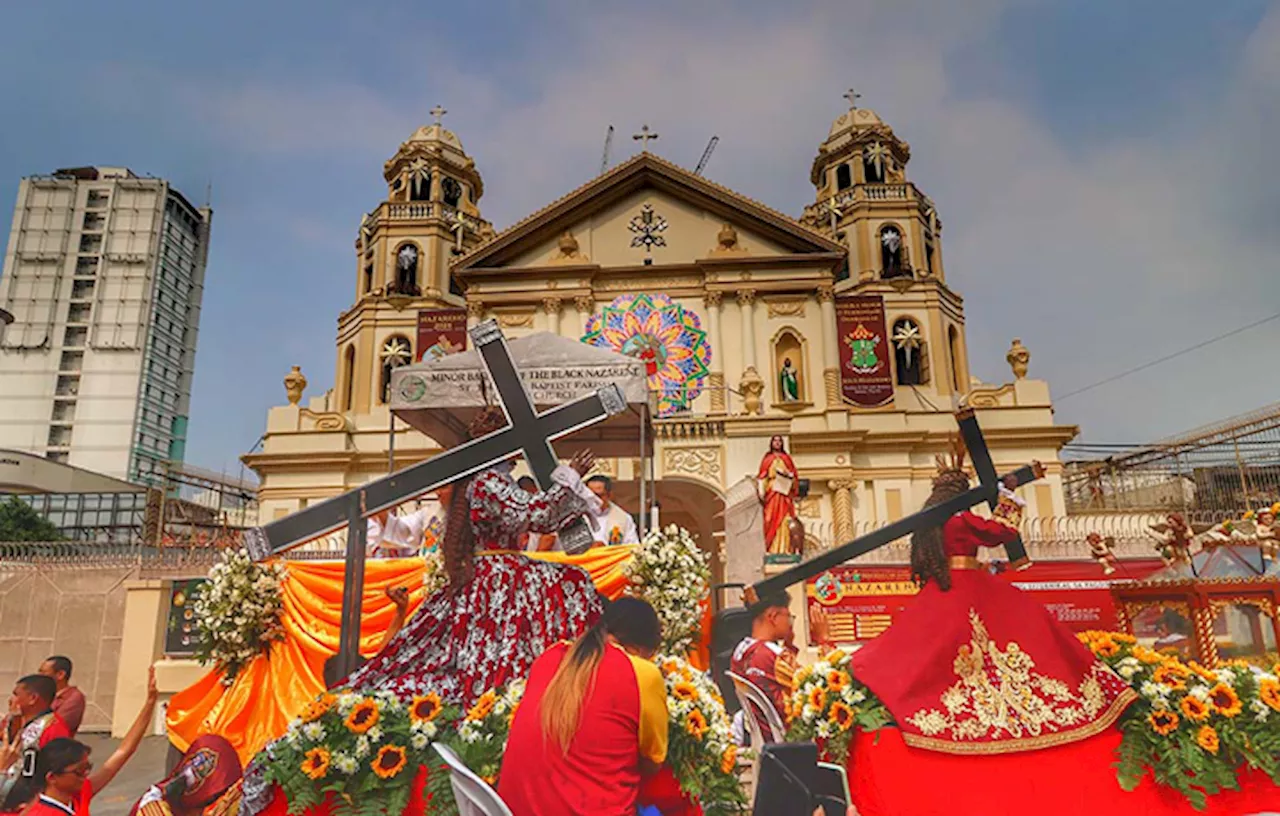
585 475 640 546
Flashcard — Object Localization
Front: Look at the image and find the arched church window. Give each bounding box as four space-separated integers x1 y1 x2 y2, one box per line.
880 226 908 279
892 318 928 386
392 243 421 296
948 325 964 392
363 262 374 294
772 328 806 403
379 335 413 404
441 177 462 208
341 345 356 411
835 163 853 191
410 171 432 202
924 238 935 276
863 141 890 183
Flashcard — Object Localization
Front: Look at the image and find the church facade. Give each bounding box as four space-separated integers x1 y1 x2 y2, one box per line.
243 101 1076 568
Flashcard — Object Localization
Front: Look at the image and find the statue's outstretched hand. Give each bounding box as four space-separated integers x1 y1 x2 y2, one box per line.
569 449 596 476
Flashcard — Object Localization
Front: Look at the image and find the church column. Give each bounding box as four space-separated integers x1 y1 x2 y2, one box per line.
542 297 562 336
703 291 725 414
817 286 840 409
574 295 594 336
466 299 485 329
828 478 855 543
737 287 757 372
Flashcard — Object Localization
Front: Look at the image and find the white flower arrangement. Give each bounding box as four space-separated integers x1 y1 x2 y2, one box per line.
625 525 711 655
656 654 747 813
192 547 288 684
421 546 447 596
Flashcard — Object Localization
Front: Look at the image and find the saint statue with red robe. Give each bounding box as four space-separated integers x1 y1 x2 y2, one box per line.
758 435 800 556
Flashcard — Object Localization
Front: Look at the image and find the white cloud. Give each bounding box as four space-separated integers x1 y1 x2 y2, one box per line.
166 0 1280 445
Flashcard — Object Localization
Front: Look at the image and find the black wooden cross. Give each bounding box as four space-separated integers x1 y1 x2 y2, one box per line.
241 319 627 676
751 410 1043 598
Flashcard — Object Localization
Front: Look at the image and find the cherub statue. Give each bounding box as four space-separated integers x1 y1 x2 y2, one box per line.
1148 512 1194 566
1086 532 1117 575
1255 504 1279 562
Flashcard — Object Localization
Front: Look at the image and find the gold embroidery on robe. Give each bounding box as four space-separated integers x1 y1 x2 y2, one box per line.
905 609 1114 745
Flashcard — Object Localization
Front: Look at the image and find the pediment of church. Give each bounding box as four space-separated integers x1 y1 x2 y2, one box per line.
453 153 844 273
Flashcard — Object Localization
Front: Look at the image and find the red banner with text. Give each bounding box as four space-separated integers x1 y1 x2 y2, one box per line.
834 295 894 408
805 559 1165 645
415 308 467 362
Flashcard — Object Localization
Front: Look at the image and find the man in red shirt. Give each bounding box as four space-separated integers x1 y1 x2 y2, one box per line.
38 658 85 738
731 591 831 739
1 676 70 802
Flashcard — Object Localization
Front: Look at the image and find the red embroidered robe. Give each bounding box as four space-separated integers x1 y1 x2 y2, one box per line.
850 495 1136 754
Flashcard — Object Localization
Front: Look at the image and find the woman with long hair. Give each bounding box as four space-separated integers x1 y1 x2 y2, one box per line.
849 445 1136 756
499 596 667 816
1 669 157 816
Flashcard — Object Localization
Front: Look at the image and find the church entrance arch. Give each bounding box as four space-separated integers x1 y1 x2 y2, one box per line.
611 476 726 590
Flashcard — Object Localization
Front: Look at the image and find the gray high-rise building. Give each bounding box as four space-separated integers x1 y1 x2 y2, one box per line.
0 167 212 486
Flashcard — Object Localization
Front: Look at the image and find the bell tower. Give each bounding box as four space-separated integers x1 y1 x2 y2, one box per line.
802 91 971 403
335 107 495 415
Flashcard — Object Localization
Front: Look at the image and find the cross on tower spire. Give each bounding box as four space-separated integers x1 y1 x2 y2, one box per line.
430 104 447 125
632 124 659 151
844 88 862 110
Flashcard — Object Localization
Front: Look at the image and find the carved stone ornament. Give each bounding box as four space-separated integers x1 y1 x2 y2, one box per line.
739 366 765 416
551 230 588 263
496 311 535 329
663 447 723 483
283 366 307 405
766 299 806 319
1006 338 1031 380
711 223 746 255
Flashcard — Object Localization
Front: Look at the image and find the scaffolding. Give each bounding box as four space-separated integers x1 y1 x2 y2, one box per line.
1063 402 1280 517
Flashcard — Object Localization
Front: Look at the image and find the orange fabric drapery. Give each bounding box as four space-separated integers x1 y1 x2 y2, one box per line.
167 547 713 765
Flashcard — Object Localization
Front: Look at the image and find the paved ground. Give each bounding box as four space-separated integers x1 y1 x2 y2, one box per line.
78 734 171 816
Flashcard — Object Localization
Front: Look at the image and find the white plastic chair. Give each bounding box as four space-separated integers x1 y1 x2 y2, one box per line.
726 670 786 743
431 743 513 816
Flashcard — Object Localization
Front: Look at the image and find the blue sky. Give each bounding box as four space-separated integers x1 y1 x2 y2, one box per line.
1 1 1277 475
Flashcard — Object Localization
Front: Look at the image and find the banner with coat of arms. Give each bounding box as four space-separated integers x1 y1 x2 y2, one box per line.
835 295 894 407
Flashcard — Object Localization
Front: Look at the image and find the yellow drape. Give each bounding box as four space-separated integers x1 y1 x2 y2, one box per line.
167 548 638 764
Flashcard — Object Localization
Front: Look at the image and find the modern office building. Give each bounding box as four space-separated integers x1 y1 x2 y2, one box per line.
0 167 212 486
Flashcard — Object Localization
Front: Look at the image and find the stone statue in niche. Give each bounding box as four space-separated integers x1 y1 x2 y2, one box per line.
779 357 800 402
394 244 421 296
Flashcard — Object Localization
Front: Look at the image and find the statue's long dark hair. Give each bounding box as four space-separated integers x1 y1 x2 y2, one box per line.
909 468 971 592
439 406 507 589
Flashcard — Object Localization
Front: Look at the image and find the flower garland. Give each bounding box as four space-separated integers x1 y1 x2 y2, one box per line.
420 547 447 596
625 525 711 655
262 689 458 816
783 649 894 764
422 678 525 816
657 655 748 815
1078 631 1280 810
192 548 288 684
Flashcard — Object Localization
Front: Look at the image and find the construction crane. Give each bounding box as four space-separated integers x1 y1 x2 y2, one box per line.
694 135 719 176
600 125 614 175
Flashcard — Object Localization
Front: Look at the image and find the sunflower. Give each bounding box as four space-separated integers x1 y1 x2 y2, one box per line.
410 693 443 724
301 747 331 780
672 682 698 702
1187 661 1217 683
1259 678 1280 712
1207 683 1242 718
660 659 681 677
793 667 812 688
1092 637 1120 658
686 709 708 740
1179 695 1209 722
1152 665 1187 691
1141 649 1167 665
1148 709 1179 736
1195 725 1220 755
825 649 848 664
344 699 380 734
807 685 827 711
827 670 850 693
1112 633 1137 645
467 690 497 722
372 744 408 779
300 693 336 723
720 745 738 775
828 701 855 731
